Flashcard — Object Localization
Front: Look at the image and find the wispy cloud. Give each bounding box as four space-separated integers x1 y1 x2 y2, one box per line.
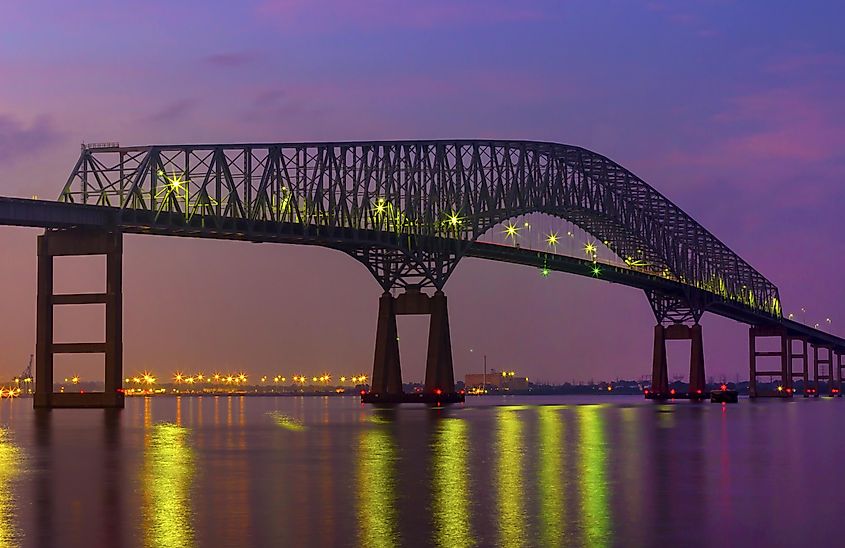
0 114 63 164
203 51 258 68
144 98 198 123
256 0 545 30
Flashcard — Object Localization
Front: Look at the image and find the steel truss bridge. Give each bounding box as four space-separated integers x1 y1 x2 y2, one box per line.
0 139 841 407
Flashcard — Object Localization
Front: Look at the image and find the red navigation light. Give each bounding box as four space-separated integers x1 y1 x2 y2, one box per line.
670 388 676 395
459 389 465 395
644 389 650 395
696 389 702 394
360 390 366 396
434 388 442 395
720 384 728 391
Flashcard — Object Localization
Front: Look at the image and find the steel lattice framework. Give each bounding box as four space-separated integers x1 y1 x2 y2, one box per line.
59 140 781 321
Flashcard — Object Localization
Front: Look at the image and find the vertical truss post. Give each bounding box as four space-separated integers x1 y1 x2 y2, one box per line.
35 229 124 409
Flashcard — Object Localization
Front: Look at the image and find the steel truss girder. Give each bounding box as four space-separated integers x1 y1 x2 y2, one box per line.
60 140 780 307
646 288 711 325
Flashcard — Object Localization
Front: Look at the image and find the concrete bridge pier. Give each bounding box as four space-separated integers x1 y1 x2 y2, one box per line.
812 345 836 396
748 327 795 398
364 288 462 404
370 292 403 396
35 229 124 409
650 325 669 397
648 323 705 400
424 291 455 396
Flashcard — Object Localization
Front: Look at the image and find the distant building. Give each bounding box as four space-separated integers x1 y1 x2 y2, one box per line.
465 368 529 390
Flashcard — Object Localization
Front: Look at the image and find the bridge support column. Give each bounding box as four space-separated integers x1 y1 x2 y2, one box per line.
424 291 455 395
647 323 705 400
748 326 793 398
364 288 462 404
35 229 124 409
789 337 808 396
649 325 669 398
689 324 706 397
813 345 835 396
370 292 402 395
837 352 845 397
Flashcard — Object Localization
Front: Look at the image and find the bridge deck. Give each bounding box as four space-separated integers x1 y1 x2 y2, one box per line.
1 196 842 351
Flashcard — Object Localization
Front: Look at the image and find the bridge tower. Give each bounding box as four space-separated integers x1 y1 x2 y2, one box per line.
35 229 123 408
645 290 706 400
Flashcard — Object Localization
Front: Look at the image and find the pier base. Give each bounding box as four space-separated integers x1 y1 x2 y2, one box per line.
34 229 124 409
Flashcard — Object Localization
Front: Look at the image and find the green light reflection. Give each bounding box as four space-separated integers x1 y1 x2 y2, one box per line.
433 418 473 547
0 428 22 547
357 425 399 547
143 423 195 548
577 406 610 547
538 406 564 547
497 408 524 548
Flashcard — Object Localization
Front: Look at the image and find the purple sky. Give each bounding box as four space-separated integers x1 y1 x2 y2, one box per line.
1 0 843 383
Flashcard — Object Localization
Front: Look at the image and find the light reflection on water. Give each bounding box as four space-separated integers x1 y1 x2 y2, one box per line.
1 395 844 546
142 423 194 548
432 417 472 548
0 428 23 547
537 406 564 547
497 407 525 548
356 416 398 548
577 405 610 548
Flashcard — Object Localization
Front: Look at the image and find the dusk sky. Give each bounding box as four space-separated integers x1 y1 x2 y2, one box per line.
1 0 843 384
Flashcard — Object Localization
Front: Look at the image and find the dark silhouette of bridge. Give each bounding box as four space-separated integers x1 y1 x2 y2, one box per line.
1 140 842 407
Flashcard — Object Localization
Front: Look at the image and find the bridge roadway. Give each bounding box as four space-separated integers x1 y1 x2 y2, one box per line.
1 195 842 348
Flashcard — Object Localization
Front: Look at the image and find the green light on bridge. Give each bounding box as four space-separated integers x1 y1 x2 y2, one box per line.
591 265 601 277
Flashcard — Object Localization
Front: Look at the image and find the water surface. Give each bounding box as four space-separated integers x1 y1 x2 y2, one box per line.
0 395 839 547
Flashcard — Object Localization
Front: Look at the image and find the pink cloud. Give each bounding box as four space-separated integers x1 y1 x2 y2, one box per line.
667 84 845 168
765 52 845 75
203 51 258 68
0 114 64 165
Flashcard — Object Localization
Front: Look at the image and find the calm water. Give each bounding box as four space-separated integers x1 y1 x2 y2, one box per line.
0 395 841 547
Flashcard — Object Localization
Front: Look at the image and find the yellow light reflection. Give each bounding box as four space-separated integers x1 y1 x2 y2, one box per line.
266 411 306 431
357 425 399 547
538 406 564 546
577 406 610 547
0 429 22 546
143 423 195 548
497 408 524 548
433 418 473 547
